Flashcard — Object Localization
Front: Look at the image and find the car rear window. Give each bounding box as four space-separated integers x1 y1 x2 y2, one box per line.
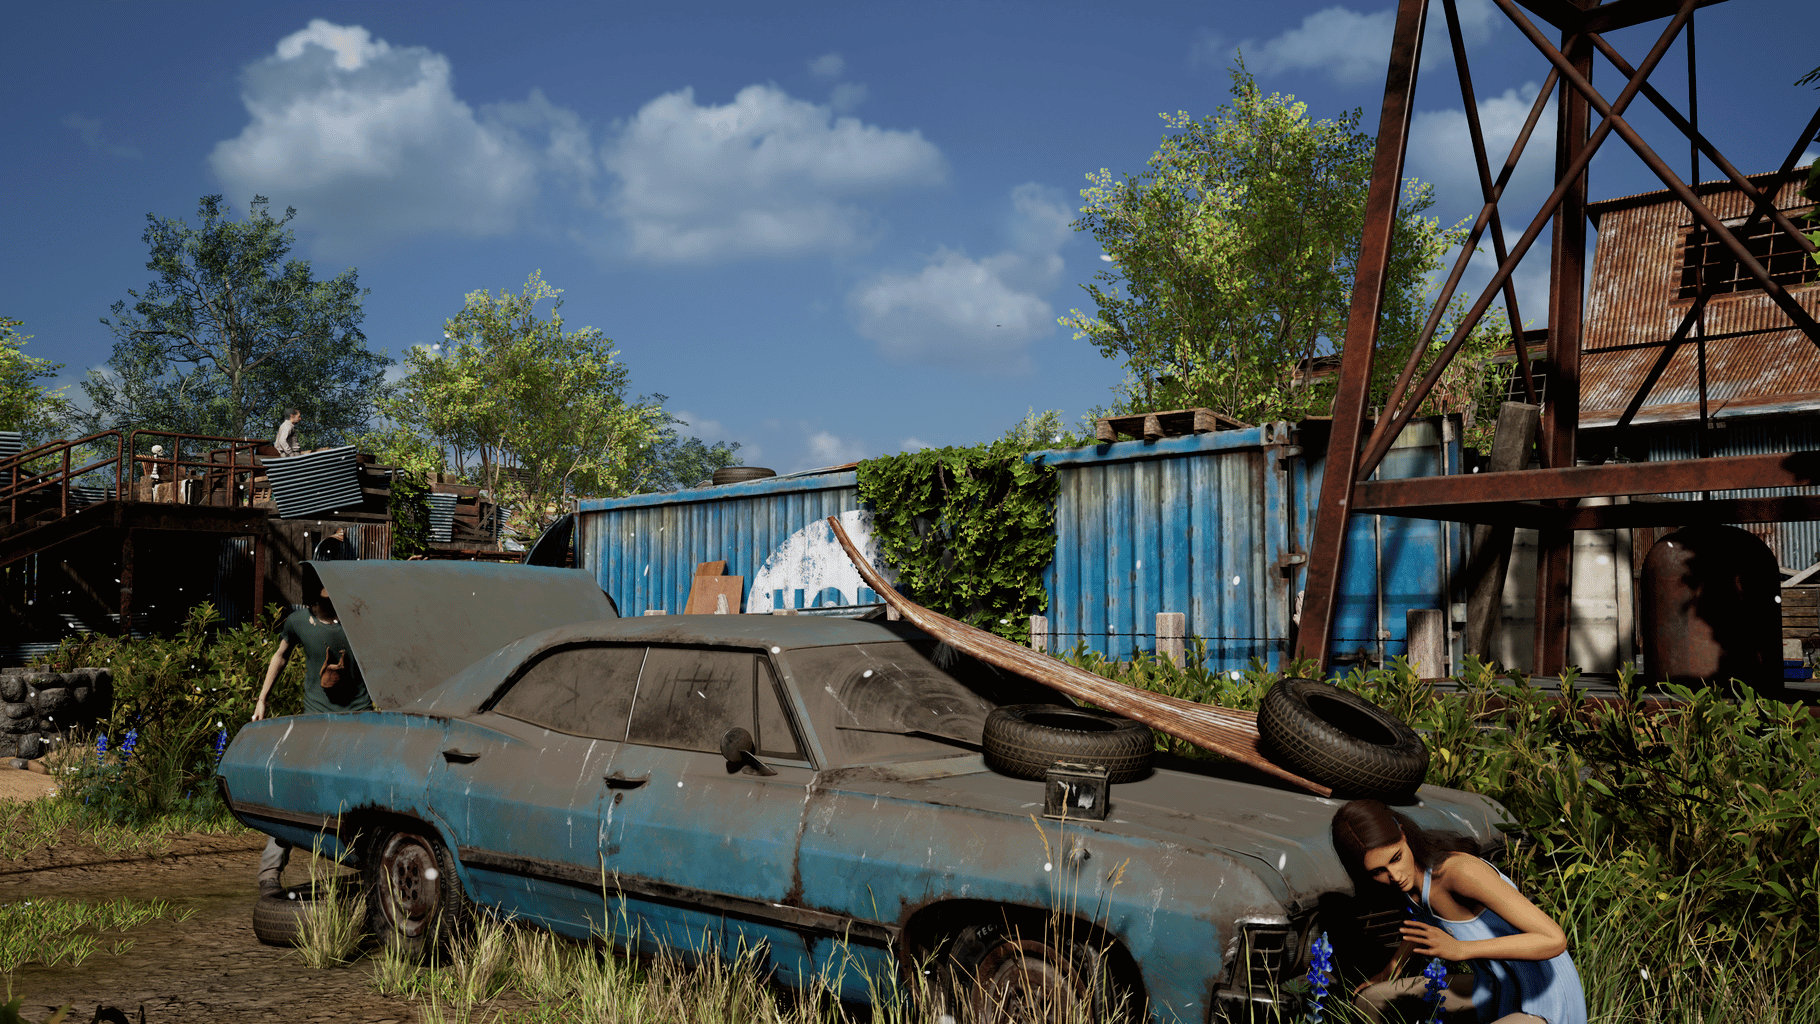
785 640 1058 763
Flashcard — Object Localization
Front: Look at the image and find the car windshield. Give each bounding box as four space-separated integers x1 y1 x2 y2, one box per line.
785 639 1059 764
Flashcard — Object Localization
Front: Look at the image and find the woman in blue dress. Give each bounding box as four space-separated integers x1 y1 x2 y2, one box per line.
1332 799 1588 1024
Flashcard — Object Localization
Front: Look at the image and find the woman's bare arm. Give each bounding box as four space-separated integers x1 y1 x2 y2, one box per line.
1402 856 1567 963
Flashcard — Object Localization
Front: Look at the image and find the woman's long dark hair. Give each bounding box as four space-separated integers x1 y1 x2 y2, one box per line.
1331 799 1480 883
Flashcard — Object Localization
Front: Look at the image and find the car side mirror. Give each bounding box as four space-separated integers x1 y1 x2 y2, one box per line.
720 728 777 776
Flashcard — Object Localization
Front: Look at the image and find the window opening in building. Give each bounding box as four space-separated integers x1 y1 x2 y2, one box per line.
1678 207 1817 298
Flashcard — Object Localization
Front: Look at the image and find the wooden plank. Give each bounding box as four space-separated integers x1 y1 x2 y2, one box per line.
683 575 743 614
694 560 727 577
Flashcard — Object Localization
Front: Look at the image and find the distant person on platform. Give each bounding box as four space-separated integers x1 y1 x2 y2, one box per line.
250 575 371 895
273 408 302 456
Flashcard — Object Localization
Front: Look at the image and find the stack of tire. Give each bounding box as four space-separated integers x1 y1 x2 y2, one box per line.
0 668 113 760
979 679 1427 802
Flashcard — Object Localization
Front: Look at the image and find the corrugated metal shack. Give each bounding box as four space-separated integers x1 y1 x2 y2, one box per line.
575 416 1468 674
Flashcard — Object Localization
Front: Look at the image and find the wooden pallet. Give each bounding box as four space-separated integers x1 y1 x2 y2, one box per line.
1095 407 1248 443
1783 584 1817 639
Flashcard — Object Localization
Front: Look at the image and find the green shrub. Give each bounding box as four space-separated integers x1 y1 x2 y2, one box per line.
1060 645 1820 1016
34 601 302 826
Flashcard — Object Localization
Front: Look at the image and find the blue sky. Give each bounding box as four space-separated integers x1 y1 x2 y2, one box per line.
5 1 1816 473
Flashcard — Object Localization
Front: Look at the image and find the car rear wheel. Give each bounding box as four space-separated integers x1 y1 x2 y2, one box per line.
364 828 466 959
929 911 1133 1024
982 704 1154 783
1257 677 1428 800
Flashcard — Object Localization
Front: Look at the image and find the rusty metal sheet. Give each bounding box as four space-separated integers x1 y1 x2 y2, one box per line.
312 560 617 710
824 515 1332 797
1582 171 1820 426
1356 449 1820 509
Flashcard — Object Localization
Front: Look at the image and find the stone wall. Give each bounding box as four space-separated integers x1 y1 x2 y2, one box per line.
0 668 113 759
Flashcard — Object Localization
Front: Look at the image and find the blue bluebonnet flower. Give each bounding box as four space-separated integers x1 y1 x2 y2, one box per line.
213 727 228 766
1422 957 1450 1022
96 734 108 757
1305 932 1334 1022
119 729 138 760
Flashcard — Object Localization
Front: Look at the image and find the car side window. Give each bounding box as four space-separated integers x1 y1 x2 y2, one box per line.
492 645 645 741
756 658 803 761
627 647 757 754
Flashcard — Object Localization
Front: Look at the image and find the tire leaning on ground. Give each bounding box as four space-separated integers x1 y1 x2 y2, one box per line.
982 704 1154 783
363 828 467 960
251 879 349 947
1257 678 1428 800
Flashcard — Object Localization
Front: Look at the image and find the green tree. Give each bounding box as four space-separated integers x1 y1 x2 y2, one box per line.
637 408 742 491
86 195 386 443
383 273 670 536
1064 64 1505 426
0 317 72 445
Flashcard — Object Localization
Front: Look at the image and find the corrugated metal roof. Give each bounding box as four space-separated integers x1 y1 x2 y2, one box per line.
1581 171 1820 428
262 446 364 518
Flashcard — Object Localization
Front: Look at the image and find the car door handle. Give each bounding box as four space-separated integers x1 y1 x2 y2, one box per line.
604 772 650 788
441 748 482 764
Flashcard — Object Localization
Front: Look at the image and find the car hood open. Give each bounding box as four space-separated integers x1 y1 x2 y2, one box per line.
312 560 617 710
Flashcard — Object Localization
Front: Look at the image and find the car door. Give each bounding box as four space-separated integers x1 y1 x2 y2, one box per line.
599 645 829 982
426 642 643 936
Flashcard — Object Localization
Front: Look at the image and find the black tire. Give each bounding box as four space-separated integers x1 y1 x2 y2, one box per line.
251 878 358 947
711 466 776 485
1257 678 1428 800
930 909 1136 1024
363 828 466 960
982 704 1153 784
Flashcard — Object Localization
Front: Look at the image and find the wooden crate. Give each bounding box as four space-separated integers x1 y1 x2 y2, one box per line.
1782 584 1818 639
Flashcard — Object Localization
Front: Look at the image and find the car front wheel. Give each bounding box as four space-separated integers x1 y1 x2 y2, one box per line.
931 911 1134 1024
364 827 466 959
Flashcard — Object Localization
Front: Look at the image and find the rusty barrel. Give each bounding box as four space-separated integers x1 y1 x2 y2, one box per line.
1640 524 1781 694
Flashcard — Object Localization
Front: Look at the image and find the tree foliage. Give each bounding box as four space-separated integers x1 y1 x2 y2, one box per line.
0 317 72 445
382 273 681 537
1064 64 1508 427
86 195 386 444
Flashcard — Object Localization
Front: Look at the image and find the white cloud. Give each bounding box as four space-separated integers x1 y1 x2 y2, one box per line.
603 84 945 263
806 430 868 467
848 183 1071 372
210 19 587 254
898 437 932 453
63 114 141 159
807 52 846 79
1188 29 1229 68
1239 1 1495 85
1408 82 1558 328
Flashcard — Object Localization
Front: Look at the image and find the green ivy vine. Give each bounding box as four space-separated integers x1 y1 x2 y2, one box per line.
388 468 432 558
856 440 1058 644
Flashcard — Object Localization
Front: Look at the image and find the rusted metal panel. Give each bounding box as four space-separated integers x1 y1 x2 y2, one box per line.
262 446 364 518
1582 171 1820 427
313 559 617 710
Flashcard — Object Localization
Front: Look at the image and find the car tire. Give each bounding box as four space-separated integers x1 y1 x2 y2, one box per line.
982 704 1154 784
930 910 1136 1024
711 466 775 485
251 878 356 947
363 828 466 960
1256 677 1428 800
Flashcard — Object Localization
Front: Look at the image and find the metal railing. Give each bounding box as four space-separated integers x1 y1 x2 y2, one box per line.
0 430 270 525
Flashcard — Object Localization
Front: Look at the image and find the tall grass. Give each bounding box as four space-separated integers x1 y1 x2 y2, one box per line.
1061 643 1820 1022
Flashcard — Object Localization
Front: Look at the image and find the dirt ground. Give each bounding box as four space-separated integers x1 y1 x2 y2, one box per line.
0 809 432 1024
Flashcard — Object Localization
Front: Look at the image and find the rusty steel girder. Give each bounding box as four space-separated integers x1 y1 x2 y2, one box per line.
1297 0 1820 675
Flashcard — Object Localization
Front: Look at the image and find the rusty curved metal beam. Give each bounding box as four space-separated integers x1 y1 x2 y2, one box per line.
824 515 1332 797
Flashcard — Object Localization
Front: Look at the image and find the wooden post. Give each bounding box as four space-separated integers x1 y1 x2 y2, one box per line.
1408 608 1447 680
1028 615 1049 653
1464 403 1540 662
1156 612 1186 668
252 530 266 625
118 528 135 637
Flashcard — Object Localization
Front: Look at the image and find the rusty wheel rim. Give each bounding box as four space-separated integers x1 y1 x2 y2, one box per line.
970 937 1086 1024
378 833 440 939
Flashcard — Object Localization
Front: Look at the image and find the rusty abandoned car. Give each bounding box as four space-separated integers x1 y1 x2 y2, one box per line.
219 560 1506 1023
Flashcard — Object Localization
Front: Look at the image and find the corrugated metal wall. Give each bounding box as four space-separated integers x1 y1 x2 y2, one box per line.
1640 416 1820 568
577 472 859 616
576 421 1463 673
1039 424 1293 667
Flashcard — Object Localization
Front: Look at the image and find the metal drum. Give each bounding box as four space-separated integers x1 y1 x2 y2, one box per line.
1640 525 1781 694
